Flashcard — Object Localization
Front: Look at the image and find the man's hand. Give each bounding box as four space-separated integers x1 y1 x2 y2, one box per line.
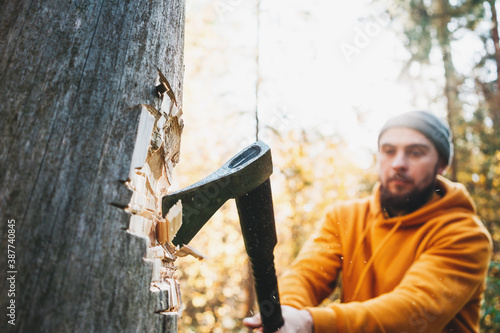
243 305 314 333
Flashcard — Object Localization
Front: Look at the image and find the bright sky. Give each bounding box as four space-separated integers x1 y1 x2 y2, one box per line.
179 0 482 170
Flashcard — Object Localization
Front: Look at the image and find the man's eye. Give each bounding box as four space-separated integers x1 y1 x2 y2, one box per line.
383 149 395 155
409 150 424 157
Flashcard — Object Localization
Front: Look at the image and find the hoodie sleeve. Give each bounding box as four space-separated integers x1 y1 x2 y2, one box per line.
305 216 492 333
278 209 343 309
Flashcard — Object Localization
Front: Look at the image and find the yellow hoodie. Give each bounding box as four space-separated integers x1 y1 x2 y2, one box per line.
279 176 492 332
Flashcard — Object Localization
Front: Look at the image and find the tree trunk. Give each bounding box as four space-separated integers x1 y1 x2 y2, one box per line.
436 0 459 181
0 1 185 332
488 0 500 127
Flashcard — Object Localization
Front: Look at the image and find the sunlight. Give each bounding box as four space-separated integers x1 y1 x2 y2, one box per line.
182 0 415 171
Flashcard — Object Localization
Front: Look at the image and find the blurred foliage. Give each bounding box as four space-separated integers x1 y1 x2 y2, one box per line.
270 131 378 274
481 261 500 332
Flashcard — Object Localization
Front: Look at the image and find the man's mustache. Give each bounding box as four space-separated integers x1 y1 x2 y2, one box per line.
388 174 414 183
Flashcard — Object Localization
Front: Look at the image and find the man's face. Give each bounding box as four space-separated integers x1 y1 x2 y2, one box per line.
378 127 446 214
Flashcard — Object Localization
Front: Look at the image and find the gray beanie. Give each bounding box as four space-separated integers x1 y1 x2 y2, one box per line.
378 111 454 166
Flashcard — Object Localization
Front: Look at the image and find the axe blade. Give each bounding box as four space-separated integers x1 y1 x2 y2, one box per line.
162 141 273 246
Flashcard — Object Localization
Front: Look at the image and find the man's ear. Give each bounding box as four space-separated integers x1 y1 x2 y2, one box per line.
437 158 448 175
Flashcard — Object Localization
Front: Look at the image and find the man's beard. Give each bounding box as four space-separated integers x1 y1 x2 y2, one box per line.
380 173 438 217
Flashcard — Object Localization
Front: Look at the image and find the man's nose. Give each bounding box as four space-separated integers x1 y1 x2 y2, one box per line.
392 151 408 170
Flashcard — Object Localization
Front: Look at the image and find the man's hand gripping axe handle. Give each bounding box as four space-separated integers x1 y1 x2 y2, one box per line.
162 141 284 332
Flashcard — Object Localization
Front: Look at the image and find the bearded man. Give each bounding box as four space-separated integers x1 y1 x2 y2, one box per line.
244 111 492 333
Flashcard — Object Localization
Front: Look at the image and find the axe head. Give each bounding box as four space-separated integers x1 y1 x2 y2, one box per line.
162 141 273 246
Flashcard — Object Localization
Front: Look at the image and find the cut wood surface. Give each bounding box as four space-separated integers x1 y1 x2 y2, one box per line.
0 1 185 332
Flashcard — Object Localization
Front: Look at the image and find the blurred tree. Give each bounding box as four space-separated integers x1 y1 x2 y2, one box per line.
465 3 500 330
389 0 487 181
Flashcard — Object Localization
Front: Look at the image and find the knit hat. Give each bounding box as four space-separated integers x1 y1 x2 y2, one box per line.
378 111 454 166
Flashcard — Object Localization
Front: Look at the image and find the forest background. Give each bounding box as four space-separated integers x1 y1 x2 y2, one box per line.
173 0 500 332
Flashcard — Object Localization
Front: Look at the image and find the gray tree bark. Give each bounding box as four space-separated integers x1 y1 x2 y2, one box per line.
0 0 185 332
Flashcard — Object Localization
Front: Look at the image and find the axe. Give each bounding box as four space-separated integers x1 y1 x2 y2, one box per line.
162 140 284 332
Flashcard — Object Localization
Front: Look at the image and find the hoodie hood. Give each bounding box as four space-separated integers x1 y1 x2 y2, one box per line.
369 175 477 227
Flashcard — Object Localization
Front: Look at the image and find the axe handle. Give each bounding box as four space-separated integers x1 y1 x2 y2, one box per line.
236 178 284 333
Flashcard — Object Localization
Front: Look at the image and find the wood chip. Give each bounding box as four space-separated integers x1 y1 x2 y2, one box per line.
165 201 182 243
156 218 168 245
175 244 206 260
144 258 162 282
